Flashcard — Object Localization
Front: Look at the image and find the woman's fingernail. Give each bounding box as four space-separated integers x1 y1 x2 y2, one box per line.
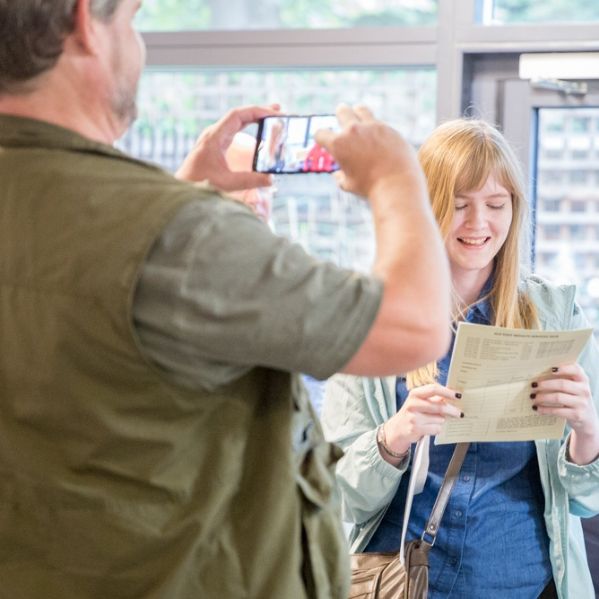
531 382 538 388
551 367 558 373
460 412 465 418
530 393 536 399
455 392 462 399
532 405 538 411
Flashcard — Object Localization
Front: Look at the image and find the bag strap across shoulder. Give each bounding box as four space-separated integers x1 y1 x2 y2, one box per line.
399 439 470 563
422 442 469 543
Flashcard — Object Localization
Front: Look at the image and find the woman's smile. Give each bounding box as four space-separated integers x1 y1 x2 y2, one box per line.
456 236 491 248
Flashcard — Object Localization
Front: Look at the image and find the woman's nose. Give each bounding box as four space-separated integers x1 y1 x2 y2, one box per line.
465 207 485 228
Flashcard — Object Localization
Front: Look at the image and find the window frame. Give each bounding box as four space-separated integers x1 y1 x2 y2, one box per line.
141 1 599 125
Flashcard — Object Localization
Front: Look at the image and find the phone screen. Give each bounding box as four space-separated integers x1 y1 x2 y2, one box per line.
253 114 339 174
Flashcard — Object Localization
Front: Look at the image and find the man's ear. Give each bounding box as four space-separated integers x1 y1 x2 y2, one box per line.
69 0 100 55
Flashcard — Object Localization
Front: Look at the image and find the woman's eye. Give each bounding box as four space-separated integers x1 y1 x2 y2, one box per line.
454 204 466 210
488 203 505 210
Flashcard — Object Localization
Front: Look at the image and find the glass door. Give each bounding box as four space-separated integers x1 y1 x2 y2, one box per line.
499 74 599 593
499 79 599 331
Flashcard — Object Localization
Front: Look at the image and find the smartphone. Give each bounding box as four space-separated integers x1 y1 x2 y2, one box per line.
252 114 339 174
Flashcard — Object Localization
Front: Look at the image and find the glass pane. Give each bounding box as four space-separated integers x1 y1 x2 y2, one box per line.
486 0 599 24
119 68 436 274
534 107 599 329
136 0 437 31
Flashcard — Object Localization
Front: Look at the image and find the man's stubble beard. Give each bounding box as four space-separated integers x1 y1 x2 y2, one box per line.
110 37 143 136
112 81 138 131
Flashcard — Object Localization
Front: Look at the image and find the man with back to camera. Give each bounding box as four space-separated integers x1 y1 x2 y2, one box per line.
0 1 451 597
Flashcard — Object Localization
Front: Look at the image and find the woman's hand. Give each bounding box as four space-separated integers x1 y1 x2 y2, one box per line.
379 384 463 464
531 363 599 465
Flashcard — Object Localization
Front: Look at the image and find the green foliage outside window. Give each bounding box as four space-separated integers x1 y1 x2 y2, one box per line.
130 69 436 139
135 0 599 30
135 0 437 31
136 0 210 29
492 0 599 23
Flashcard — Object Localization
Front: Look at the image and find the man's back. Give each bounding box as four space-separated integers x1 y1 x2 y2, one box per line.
0 115 352 598
0 3 453 595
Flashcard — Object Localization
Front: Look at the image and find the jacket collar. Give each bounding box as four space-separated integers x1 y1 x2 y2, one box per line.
0 114 160 173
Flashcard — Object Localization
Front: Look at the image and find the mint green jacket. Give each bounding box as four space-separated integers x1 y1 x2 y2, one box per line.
322 276 599 599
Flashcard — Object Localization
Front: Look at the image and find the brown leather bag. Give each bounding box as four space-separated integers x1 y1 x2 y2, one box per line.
348 441 469 599
349 538 431 599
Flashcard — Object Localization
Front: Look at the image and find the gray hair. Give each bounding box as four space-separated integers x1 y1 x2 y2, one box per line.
0 0 124 94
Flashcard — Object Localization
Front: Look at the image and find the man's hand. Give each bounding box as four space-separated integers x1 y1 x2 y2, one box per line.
328 103 450 376
314 103 421 199
176 105 279 192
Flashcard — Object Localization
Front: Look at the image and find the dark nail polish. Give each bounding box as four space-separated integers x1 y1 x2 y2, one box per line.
530 393 536 399
531 382 538 388
455 392 462 399
460 412 465 418
532 405 538 411
551 367 558 373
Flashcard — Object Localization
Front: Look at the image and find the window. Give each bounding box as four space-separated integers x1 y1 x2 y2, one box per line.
487 0 599 24
572 149 589 160
542 198 561 212
541 171 562 185
570 170 588 184
571 117 592 134
543 149 562 160
570 200 587 213
544 120 564 134
120 67 436 271
136 0 438 31
538 251 558 267
574 253 588 269
123 69 436 169
542 224 561 240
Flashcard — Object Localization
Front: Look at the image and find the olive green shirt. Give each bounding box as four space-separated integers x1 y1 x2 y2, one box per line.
133 198 382 392
0 115 382 599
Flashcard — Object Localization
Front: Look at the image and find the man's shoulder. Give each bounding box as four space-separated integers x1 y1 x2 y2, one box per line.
51 143 229 206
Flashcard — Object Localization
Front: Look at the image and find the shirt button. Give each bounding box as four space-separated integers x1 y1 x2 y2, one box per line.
454 510 463 518
462 475 471 482
449 557 458 566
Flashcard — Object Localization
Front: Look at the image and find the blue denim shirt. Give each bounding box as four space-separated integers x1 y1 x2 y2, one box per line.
365 285 553 598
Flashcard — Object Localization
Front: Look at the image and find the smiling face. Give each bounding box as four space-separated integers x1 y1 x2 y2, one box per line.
446 173 513 283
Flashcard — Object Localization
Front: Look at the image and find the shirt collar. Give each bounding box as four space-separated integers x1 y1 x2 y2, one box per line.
0 114 160 173
466 274 494 323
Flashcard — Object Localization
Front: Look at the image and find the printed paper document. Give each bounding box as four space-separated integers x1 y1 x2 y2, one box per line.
435 323 592 444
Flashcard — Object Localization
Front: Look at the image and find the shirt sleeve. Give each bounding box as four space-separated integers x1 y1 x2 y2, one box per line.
132 197 383 391
556 300 599 515
322 374 409 525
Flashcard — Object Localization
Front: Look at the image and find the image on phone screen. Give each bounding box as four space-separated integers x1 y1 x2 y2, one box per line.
253 114 339 174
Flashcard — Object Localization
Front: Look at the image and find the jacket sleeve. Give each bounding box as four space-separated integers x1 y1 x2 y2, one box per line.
321 374 409 525
556 302 599 516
